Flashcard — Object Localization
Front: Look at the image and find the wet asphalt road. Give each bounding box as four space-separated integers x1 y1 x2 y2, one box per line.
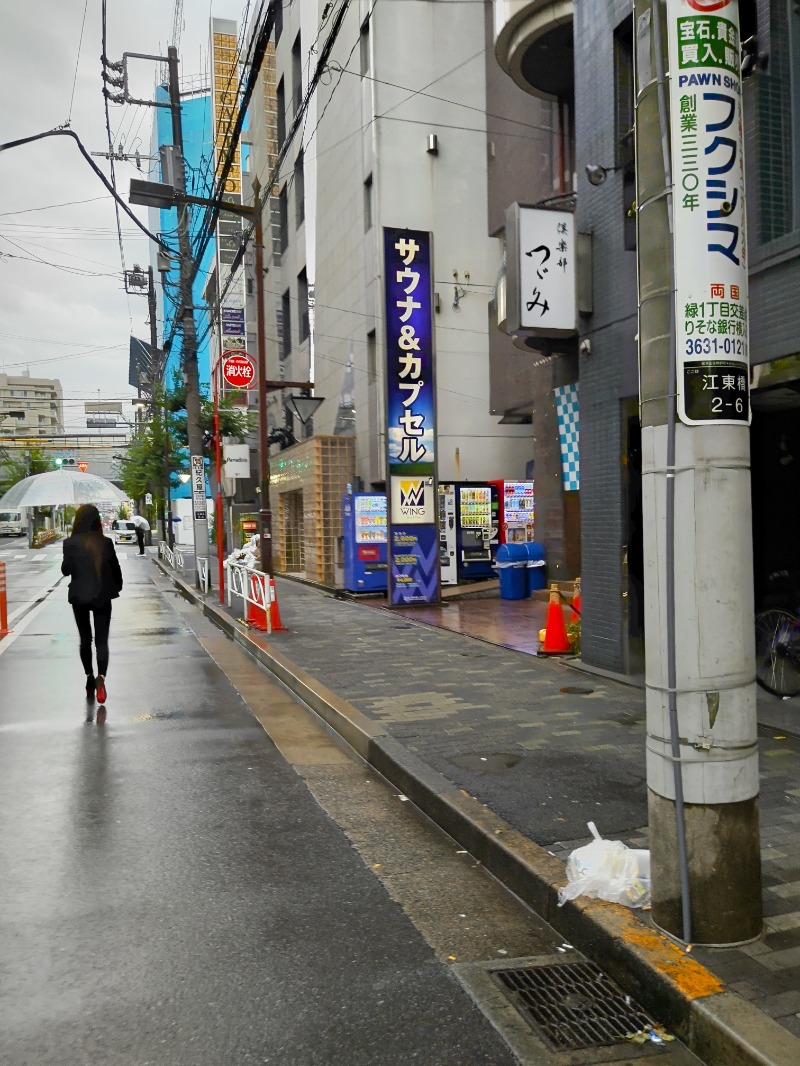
0 551 520 1065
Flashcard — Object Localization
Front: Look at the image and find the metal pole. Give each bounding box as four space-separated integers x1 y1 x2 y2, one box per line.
167 45 209 585
147 265 167 546
213 357 224 603
253 178 273 577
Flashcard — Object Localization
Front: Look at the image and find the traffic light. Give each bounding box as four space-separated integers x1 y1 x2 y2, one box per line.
55 458 76 467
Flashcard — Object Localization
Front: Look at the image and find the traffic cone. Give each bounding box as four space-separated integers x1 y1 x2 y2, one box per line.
570 578 581 623
541 583 571 654
247 574 268 631
266 577 288 633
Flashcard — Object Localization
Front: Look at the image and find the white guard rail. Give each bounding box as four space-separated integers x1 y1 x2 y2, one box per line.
197 556 210 595
159 541 175 568
226 562 275 633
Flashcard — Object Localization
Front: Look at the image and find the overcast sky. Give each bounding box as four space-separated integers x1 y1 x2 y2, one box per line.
0 0 242 432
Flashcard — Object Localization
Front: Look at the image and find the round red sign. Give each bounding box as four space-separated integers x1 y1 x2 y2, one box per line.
221 350 256 390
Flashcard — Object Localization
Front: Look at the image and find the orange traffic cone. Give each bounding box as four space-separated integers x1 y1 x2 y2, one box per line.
266 577 288 633
247 573 268 631
542 583 571 654
570 578 581 623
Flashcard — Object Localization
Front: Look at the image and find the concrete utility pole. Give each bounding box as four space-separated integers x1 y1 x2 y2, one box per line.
635 0 760 944
167 45 209 584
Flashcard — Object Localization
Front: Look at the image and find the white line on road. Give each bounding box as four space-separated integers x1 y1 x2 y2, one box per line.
6 574 64 626
0 583 61 657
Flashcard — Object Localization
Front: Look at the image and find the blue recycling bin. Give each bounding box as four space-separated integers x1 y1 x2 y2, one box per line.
495 543 528 600
524 541 547 594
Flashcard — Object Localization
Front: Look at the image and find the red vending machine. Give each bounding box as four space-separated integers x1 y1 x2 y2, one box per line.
489 480 535 544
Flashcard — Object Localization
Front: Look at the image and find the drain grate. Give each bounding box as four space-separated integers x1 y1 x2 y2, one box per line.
489 961 655 1051
559 686 595 695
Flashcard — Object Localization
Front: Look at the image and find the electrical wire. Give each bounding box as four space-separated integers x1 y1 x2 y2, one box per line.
101 0 133 331
67 0 90 125
0 128 175 255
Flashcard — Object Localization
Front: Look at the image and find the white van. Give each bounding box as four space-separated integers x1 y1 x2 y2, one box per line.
0 510 25 537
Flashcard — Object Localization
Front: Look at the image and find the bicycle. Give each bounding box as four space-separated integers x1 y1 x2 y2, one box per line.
755 606 800 698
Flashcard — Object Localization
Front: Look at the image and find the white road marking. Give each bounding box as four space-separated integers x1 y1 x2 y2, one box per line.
0 585 60 657
6 574 64 625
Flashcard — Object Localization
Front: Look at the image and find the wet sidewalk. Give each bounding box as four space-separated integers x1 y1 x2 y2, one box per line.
160 559 800 1065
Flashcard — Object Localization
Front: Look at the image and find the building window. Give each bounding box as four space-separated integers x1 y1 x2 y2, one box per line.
276 77 286 149
278 184 289 252
298 269 309 342
280 289 292 361
294 150 305 227
613 18 634 168
360 18 370 78
367 330 377 385
292 33 302 115
363 173 373 232
274 1 283 44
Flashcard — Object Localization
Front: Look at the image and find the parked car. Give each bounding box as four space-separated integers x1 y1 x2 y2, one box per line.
0 510 25 537
114 520 138 545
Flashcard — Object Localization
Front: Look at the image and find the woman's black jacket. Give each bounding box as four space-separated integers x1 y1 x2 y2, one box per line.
61 534 123 607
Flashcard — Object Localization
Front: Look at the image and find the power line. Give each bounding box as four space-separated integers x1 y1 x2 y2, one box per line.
67 0 90 125
101 0 132 330
0 128 175 254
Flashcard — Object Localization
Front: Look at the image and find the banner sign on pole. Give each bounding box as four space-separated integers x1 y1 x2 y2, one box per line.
191 455 207 522
383 227 440 605
667 0 750 425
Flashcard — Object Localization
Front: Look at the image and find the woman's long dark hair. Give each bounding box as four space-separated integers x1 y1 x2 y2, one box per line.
71 504 104 576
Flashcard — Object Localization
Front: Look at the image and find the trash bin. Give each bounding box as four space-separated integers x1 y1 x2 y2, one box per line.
524 541 547 594
495 543 528 600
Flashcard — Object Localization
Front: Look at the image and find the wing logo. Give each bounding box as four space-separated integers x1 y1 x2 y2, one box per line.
400 481 425 508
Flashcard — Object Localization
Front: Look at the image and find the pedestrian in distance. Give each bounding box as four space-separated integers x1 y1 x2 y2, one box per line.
61 504 123 705
134 520 145 556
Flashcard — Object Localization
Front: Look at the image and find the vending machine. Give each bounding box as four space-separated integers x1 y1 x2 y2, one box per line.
489 480 536 543
439 482 499 582
438 484 458 586
342 493 388 592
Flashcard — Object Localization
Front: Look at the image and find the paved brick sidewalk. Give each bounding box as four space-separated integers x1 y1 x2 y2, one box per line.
179 567 800 1048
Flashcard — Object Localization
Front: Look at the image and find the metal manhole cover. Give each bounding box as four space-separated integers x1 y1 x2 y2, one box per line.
391 624 414 629
560 686 595 695
489 961 655 1051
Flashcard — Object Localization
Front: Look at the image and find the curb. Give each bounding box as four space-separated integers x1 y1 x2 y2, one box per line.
155 560 800 1066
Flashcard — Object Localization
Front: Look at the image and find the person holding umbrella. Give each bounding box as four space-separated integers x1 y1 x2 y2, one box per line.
61 504 123 705
131 514 149 556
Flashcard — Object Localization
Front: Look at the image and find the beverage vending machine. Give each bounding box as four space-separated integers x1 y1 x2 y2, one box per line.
439 482 499 582
488 480 535 543
438 484 458 586
342 493 388 592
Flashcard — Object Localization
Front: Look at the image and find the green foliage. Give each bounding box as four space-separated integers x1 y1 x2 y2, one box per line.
0 446 55 497
114 380 252 508
117 502 130 520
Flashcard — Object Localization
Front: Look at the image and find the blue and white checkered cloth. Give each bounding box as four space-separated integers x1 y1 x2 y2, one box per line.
554 383 580 491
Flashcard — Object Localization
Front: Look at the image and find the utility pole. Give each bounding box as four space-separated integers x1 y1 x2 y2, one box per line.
252 178 272 577
167 45 209 585
634 0 760 945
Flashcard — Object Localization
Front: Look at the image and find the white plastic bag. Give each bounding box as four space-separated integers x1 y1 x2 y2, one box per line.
557 822 650 908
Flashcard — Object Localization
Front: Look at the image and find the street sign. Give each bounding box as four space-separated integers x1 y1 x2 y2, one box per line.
221 350 256 390
145 493 153 505
77 462 89 472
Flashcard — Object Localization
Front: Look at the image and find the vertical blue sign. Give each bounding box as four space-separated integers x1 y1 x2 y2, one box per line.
384 227 440 605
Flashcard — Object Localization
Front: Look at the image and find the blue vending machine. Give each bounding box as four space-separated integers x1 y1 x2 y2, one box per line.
342 492 388 592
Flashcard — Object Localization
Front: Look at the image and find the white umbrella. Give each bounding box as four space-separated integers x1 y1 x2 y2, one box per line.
0 469 128 509
130 515 150 530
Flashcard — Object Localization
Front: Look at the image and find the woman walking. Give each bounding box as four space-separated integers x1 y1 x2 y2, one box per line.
61 504 123 704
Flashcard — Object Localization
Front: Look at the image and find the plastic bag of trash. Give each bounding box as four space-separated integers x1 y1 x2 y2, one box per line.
558 822 650 908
